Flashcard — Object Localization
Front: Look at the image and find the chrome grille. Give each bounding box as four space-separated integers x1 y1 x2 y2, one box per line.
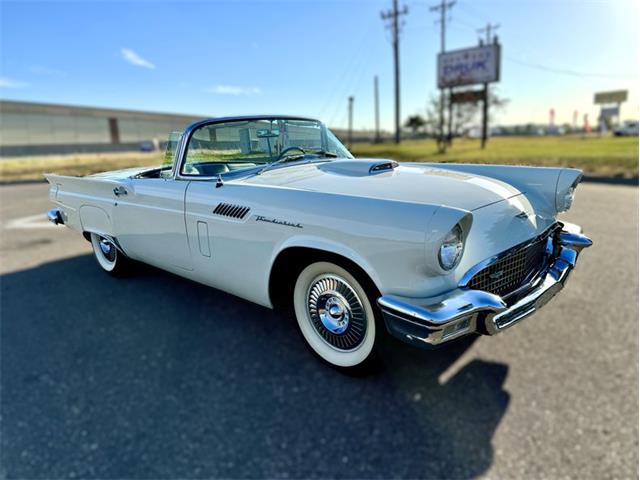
467 233 551 297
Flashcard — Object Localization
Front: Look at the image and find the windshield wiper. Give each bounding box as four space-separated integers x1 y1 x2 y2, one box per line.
307 149 338 158
256 150 338 176
256 154 305 175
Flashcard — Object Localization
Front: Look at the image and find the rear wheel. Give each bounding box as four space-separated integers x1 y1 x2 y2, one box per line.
89 233 130 276
293 261 378 370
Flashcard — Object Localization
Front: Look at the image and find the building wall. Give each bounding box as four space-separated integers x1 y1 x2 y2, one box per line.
0 100 203 156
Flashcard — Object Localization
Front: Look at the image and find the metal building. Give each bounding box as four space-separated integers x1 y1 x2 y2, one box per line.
0 100 203 156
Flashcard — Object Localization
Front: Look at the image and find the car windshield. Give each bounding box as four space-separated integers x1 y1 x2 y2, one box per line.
180 117 352 177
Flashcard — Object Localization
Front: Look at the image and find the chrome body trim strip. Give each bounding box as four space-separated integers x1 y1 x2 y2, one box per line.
377 226 592 348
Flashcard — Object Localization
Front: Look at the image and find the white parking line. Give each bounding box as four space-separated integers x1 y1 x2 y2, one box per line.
4 213 55 230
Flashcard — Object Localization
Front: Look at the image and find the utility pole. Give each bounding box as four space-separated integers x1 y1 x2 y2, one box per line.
477 22 500 44
430 0 455 152
477 23 499 149
374 75 381 143
348 96 354 148
381 0 409 144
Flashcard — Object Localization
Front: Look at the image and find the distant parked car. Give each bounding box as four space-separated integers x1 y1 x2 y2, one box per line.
139 141 155 152
614 120 639 137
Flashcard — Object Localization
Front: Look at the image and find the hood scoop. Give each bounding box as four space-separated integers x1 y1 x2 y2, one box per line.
317 159 399 177
369 160 399 173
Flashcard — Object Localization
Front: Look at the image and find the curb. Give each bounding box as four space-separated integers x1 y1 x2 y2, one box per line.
582 176 638 186
0 179 48 187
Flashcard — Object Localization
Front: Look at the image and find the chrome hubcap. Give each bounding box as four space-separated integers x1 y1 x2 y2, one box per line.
320 295 350 333
307 274 367 351
98 237 116 262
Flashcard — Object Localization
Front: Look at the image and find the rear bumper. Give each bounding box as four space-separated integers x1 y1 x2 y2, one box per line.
377 225 592 348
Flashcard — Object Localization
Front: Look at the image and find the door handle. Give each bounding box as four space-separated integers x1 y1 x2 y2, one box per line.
113 186 128 196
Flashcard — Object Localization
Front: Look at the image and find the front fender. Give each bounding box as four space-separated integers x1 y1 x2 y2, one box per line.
273 234 384 292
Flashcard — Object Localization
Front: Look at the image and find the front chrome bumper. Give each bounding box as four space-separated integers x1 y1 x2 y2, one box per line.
377 226 592 348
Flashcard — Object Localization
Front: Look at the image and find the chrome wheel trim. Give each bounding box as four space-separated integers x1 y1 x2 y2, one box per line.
99 238 116 262
294 262 376 368
90 233 117 271
307 274 367 351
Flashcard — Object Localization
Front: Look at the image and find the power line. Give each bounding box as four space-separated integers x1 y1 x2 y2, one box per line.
450 18 477 30
325 30 376 127
456 0 486 23
317 23 376 121
381 0 409 144
506 56 636 79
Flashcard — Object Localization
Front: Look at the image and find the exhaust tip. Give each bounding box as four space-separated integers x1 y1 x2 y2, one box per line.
47 208 64 225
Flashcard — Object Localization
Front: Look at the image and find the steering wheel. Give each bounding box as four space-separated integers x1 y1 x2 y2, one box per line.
277 146 306 160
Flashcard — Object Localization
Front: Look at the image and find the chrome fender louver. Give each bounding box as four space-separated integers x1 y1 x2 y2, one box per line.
212 203 251 219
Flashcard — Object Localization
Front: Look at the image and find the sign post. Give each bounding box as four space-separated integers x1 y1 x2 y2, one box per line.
447 88 453 144
481 83 489 148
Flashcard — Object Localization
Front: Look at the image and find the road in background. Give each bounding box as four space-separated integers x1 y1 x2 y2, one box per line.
1 182 637 479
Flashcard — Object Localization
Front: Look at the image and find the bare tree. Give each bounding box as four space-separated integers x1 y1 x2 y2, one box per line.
425 89 509 140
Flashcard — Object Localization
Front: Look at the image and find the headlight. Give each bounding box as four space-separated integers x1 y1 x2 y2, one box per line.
438 224 464 270
559 186 575 212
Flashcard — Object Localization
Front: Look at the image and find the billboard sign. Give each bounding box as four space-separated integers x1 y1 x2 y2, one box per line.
438 44 500 88
599 106 620 119
594 90 628 104
450 89 485 104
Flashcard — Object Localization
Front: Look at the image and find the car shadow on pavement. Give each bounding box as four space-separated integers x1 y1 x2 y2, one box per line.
1 255 510 479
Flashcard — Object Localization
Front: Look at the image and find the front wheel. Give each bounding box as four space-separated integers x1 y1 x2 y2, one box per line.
89 233 131 276
293 261 378 370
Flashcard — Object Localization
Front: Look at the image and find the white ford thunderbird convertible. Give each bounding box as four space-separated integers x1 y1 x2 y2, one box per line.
46 116 592 370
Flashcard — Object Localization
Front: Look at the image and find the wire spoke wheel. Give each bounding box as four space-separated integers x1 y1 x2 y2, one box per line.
293 261 377 369
91 233 123 273
307 274 367 351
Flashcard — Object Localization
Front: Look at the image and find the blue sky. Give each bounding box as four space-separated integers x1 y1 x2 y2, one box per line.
1 0 637 130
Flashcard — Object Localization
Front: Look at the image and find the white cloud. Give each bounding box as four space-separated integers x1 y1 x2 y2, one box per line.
120 48 156 69
0 77 28 88
30 65 67 77
205 85 262 96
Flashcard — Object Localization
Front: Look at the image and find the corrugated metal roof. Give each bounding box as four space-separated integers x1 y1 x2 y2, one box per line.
0 99 205 122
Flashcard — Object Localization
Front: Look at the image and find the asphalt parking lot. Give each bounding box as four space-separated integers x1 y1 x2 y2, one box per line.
0 181 637 479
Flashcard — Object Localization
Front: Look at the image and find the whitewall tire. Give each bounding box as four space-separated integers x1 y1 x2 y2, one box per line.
293 261 377 369
90 233 129 276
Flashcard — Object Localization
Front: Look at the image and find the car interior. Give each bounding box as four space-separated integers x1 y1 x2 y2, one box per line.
133 118 348 180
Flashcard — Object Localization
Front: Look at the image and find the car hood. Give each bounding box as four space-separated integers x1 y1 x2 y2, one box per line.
241 158 522 211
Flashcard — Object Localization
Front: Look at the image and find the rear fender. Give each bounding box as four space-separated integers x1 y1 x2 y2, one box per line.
45 173 128 235
79 205 113 238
